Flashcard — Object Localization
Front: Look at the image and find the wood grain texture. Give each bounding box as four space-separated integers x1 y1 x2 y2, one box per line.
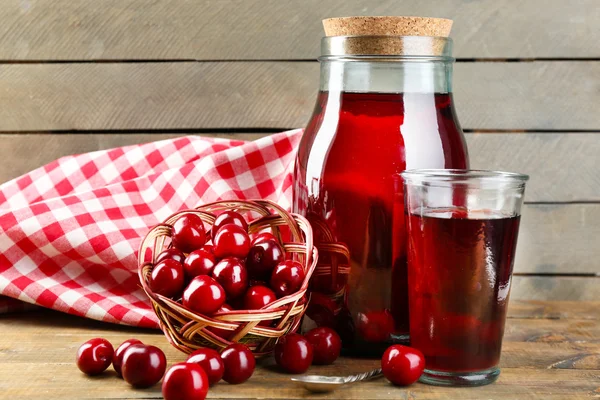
0 62 598 131
0 305 598 399
0 0 598 60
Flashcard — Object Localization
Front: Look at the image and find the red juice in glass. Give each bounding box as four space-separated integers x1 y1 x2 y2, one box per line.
402 170 528 386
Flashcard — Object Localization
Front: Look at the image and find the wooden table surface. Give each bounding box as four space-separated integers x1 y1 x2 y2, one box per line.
1 300 599 399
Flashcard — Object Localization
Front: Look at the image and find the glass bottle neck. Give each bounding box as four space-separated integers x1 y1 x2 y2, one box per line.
319 59 453 94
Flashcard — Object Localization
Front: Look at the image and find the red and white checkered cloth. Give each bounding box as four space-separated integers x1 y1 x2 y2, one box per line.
0 130 303 328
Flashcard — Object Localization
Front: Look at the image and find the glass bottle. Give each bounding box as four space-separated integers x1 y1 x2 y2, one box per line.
293 35 469 356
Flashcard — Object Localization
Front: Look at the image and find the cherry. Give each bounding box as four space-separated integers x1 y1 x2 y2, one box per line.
183 275 226 314
212 211 248 240
207 303 234 339
243 285 277 310
162 362 209 400
187 347 225 386
304 327 341 365
150 259 185 298
357 310 395 342
274 333 313 374
220 343 255 384
246 240 284 279
202 244 215 255
172 214 206 253
213 224 251 259
251 232 278 246
76 338 114 376
156 248 185 265
113 339 143 377
381 345 425 386
121 344 167 388
270 260 305 298
212 257 248 300
183 248 217 279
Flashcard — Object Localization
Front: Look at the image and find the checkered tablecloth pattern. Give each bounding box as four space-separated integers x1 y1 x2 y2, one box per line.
0 130 303 328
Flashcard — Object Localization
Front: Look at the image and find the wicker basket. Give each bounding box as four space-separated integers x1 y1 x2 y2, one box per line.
138 199 318 357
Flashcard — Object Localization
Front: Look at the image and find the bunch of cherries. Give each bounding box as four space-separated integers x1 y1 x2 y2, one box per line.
149 211 306 322
76 336 256 399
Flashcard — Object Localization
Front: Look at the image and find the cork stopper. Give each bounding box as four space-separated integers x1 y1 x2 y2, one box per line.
323 16 453 37
321 16 453 57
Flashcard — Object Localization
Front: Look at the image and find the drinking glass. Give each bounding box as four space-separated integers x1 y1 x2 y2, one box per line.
401 169 528 386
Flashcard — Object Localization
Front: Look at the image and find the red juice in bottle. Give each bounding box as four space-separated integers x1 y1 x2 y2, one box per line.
294 91 468 354
406 208 520 371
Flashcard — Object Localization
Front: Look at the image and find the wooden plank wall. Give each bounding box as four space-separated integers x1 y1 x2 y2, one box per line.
0 0 598 300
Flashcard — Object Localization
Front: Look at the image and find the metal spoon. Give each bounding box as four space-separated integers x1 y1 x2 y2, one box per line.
291 368 383 393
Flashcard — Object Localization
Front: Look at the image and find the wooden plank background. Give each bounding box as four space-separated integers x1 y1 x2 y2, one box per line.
1 0 599 59
0 0 598 300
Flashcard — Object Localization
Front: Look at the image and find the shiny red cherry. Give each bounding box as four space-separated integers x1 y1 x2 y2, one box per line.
150 259 185 298
251 232 278 246
202 244 215 255
113 339 143 377
270 260 305 298
212 211 248 240
187 347 225 386
274 333 313 374
246 240 284 279
213 224 251 259
172 214 206 253
183 249 217 279
304 327 341 365
381 345 425 386
357 310 395 342
212 257 248 300
121 344 167 388
76 338 114 375
156 248 185 265
243 285 277 310
162 362 209 400
220 343 255 384
207 304 234 339
183 275 226 314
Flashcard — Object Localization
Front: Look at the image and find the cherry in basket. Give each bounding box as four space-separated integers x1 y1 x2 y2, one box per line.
183 275 226 314
212 211 249 240
270 260 305 298
214 224 251 259
212 257 248 300
172 214 207 253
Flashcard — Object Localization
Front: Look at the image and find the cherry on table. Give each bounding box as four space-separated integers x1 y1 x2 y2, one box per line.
183 248 217 279
270 260 305 298
220 343 255 384
274 333 313 374
113 339 143 377
156 248 186 265
381 344 425 386
246 240 284 279
76 338 114 376
162 362 209 400
213 224 251 259
121 344 167 388
212 211 248 240
357 309 395 342
172 214 206 253
150 259 185 298
183 275 226 314
212 257 248 300
251 232 278 246
187 347 225 386
304 327 341 365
